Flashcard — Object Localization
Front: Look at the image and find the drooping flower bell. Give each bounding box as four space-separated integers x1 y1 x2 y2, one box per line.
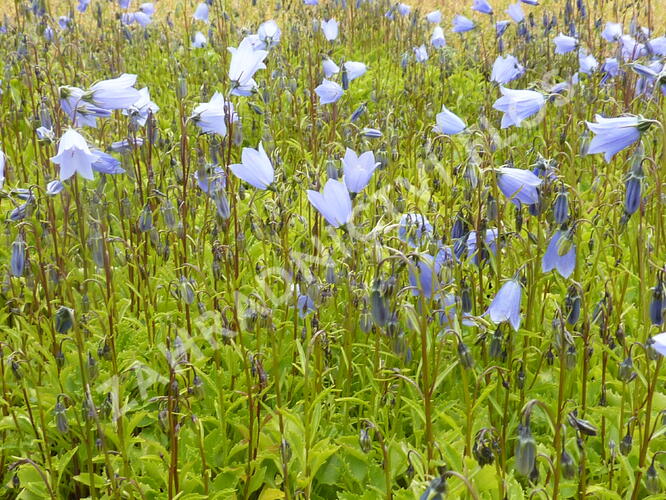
496 167 542 206
257 20 280 49
228 37 268 96
492 86 545 128
586 115 652 162
341 148 380 194
452 15 475 33
506 3 525 23
320 19 339 41
486 277 523 331
50 129 100 181
190 92 239 136
472 0 493 15
229 142 275 190
433 105 466 135
306 179 352 228
431 26 446 48
491 55 525 84
193 2 209 23
542 228 576 278
553 33 578 54
315 79 344 104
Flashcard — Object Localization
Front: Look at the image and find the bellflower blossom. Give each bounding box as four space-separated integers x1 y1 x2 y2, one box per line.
491 55 525 84
86 74 141 110
506 3 524 23
413 45 428 63
135 8 155 26
408 253 444 299
578 50 598 74
121 13 136 25
542 229 576 278
36 126 55 141
50 129 99 181
58 16 72 30
321 19 339 41
91 150 125 174
397 3 411 16
134 11 153 27
492 86 545 128
123 87 159 127
228 37 268 96
139 3 154 15
195 166 225 196
193 2 209 23
192 31 207 48
486 278 523 331
431 26 446 48
602 22 622 42
109 138 143 153
425 10 441 24
190 92 238 136
601 58 620 83
433 105 466 135
553 33 578 54
496 167 542 206
496 20 511 37
452 15 475 33
637 63 666 97
649 36 666 56
78 0 90 13
257 20 280 49
472 0 493 15
315 79 343 104
586 115 648 162
361 128 382 138
343 61 367 82
323 57 340 78
342 148 380 193
229 142 274 190
59 86 111 128
119 0 131 8
307 179 352 227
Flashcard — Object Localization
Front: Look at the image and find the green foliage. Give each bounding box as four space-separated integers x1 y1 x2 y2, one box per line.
0 0 664 499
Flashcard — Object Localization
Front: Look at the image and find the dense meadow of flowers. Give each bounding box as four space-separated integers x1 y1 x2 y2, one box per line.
0 0 665 498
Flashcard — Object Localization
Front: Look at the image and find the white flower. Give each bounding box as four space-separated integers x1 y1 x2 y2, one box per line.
192 31 207 48
87 74 141 111
323 57 340 78
123 87 159 126
321 19 339 41
193 2 209 23
50 129 100 181
342 148 379 193
307 179 352 227
433 106 466 135
228 37 268 96
315 79 344 104
343 61 367 82
190 92 238 136
229 142 274 190
257 20 280 48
